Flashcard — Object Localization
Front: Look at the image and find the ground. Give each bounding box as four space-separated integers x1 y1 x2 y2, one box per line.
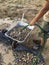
0 0 49 65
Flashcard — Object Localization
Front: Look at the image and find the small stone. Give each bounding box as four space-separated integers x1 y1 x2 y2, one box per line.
23 55 26 57
27 53 29 56
19 59 21 62
22 57 26 62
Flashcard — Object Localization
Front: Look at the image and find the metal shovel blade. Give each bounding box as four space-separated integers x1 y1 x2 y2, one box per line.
17 21 35 30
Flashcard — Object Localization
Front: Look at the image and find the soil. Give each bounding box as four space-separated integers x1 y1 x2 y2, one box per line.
0 0 49 65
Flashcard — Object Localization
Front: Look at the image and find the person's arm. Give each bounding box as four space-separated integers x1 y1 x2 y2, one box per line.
30 1 49 25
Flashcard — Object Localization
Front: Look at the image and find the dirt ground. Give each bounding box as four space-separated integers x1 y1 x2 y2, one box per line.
0 0 49 65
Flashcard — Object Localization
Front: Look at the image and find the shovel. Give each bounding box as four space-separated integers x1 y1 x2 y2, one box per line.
17 22 35 36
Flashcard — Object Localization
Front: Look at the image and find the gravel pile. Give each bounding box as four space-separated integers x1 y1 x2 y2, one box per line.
8 26 31 41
